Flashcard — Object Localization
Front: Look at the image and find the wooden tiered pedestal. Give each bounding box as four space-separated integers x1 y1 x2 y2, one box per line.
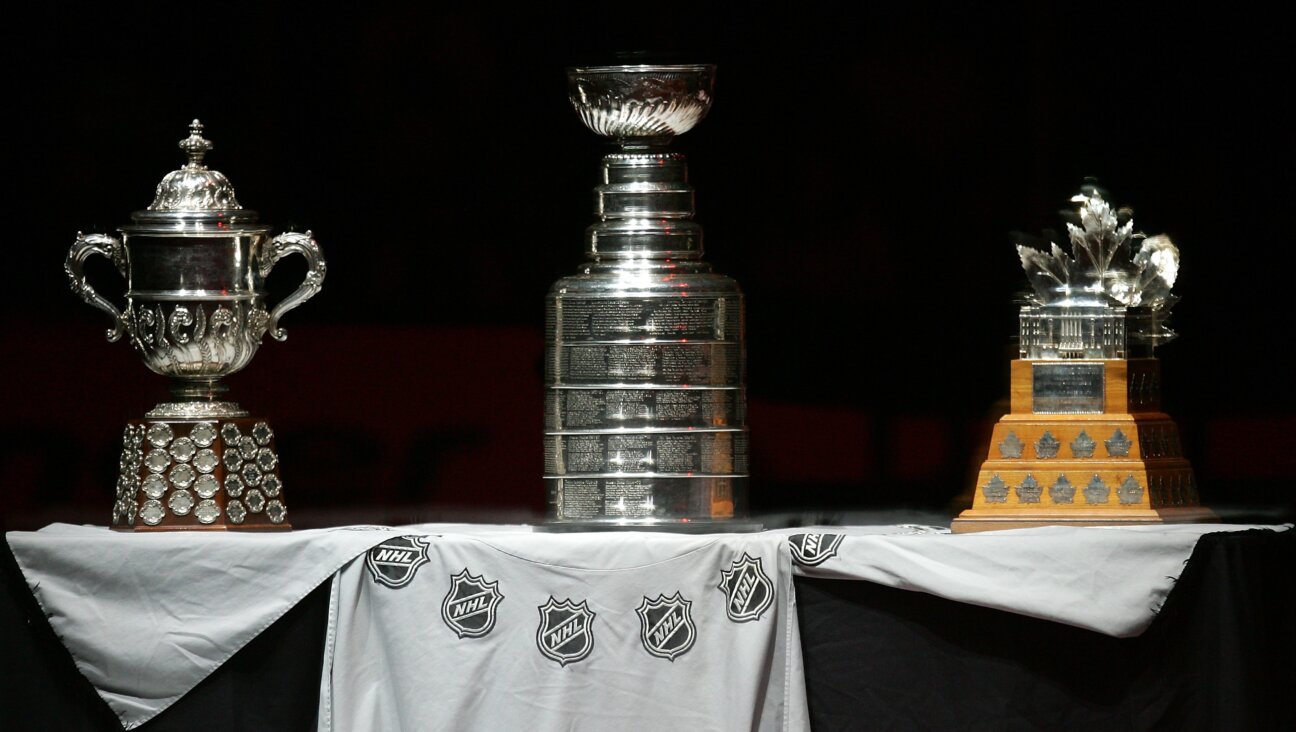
953 358 1215 533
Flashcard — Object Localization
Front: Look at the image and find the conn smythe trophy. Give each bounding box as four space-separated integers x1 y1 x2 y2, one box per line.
66 121 325 531
544 65 750 528
954 187 1214 532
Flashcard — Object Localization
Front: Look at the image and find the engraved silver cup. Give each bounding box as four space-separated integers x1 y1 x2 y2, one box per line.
545 65 753 529
66 120 325 418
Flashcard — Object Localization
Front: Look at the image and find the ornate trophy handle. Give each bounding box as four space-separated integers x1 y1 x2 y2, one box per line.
66 232 128 342
259 230 326 341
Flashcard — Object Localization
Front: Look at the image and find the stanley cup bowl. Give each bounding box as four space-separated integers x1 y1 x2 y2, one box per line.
567 64 715 142
65 121 325 408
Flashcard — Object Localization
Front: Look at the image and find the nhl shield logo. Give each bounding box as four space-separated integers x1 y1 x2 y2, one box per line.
536 597 596 666
637 592 696 661
441 569 504 639
365 536 430 589
718 553 774 623
788 533 844 567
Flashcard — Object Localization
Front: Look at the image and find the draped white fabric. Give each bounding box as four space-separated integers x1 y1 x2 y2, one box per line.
8 522 1282 729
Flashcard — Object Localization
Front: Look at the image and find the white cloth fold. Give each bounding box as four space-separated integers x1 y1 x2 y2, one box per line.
8 523 413 729
776 523 1285 637
8 521 1286 730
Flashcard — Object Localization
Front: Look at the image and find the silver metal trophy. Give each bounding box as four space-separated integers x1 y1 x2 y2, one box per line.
544 64 751 529
66 121 326 531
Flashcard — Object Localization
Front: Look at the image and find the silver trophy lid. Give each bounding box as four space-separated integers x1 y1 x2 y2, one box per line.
127 120 262 227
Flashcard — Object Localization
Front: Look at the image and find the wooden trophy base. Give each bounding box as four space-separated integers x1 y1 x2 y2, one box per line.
112 412 291 531
953 359 1215 533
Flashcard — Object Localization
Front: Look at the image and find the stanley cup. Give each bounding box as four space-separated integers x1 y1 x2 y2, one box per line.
65 121 325 530
544 65 750 528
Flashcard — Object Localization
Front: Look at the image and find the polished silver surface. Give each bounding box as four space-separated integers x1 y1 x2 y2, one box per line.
190 422 216 447
194 474 219 499
66 120 325 418
568 65 713 143
982 475 1009 503
1105 428 1132 457
1083 475 1110 505
1117 476 1144 505
998 432 1024 459
1050 475 1075 503
193 449 218 473
1016 475 1042 503
1070 430 1097 458
1032 363 1105 414
1034 431 1060 459
266 500 286 524
194 500 221 524
1016 188 1179 359
140 500 165 525
547 65 748 527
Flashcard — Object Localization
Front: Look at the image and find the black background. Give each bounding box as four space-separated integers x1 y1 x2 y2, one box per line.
4 4 1293 529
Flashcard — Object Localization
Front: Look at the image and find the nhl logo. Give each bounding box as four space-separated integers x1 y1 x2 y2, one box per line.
637 592 696 661
788 533 844 567
365 536 430 589
441 569 504 639
718 553 774 623
536 597 596 666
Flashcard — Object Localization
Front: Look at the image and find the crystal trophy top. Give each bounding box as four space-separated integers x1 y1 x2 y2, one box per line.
65 121 325 530
545 65 750 528
1017 187 1179 360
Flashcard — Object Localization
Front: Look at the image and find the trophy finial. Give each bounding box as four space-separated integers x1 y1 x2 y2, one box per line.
145 120 241 212
179 119 213 169
567 64 715 147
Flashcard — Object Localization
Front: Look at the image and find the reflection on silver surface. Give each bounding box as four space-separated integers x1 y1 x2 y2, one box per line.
1105 428 1132 457
1050 475 1075 503
66 122 325 418
1016 188 1179 360
1070 430 1097 458
1016 475 1042 503
1084 475 1110 505
69 122 313 528
1032 363 1105 414
140 500 165 525
168 489 195 516
1034 431 1060 459
546 65 748 527
998 432 1024 459
194 474 219 499
982 475 1009 503
1117 475 1144 505
567 65 713 141
194 500 220 524
189 422 216 447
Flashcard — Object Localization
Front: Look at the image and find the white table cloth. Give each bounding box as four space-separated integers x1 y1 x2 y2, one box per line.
8 522 1283 730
